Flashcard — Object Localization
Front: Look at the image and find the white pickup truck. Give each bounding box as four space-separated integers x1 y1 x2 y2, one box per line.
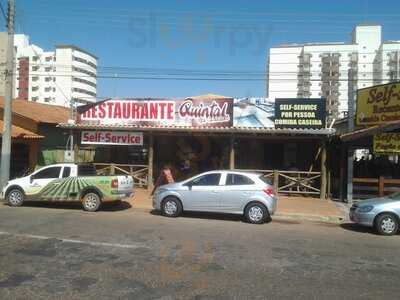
1 163 134 212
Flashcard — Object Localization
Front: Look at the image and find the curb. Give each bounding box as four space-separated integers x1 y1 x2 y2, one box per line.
273 212 344 224
131 205 345 224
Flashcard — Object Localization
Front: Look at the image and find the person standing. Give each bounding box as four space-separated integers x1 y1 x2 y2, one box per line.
151 163 175 195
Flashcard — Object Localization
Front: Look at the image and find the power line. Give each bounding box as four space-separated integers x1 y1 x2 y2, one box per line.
23 4 400 18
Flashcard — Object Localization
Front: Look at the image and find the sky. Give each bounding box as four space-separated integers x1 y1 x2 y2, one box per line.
2 0 400 99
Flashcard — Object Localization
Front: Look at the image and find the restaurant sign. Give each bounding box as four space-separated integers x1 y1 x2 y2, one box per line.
373 133 400 154
81 130 143 146
77 98 233 127
357 82 400 126
274 98 326 129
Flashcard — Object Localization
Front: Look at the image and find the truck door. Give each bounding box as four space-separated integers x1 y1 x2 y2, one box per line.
29 166 62 200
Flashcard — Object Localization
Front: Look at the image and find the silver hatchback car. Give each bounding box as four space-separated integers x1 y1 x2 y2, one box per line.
350 193 400 235
153 170 277 224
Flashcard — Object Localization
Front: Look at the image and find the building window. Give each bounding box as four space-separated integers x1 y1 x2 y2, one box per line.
45 56 52 62
45 67 52 72
32 76 39 82
72 76 97 88
45 77 52 82
32 66 39 71
72 87 96 97
73 66 96 77
32 56 39 61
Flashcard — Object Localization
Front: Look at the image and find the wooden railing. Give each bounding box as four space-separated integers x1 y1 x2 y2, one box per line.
93 163 149 188
353 177 400 199
237 169 322 196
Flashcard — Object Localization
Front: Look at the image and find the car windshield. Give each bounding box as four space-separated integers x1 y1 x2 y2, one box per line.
388 192 400 199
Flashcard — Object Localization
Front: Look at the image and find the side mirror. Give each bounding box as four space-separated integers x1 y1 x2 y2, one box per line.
29 176 33 183
185 183 192 190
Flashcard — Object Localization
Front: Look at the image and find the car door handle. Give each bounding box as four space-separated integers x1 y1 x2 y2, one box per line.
211 191 219 194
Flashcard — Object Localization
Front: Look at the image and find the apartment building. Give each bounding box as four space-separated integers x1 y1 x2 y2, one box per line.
11 34 98 107
267 25 400 120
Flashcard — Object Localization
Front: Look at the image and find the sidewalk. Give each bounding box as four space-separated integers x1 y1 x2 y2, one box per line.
129 189 345 224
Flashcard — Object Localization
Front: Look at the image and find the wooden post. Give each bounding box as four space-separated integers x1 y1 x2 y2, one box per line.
347 147 354 203
110 164 115 175
378 176 384 197
320 141 327 200
327 171 331 199
28 140 39 170
148 134 154 190
73 132 80 164
273 169 279 194
339 146 345 201
229 135 235 170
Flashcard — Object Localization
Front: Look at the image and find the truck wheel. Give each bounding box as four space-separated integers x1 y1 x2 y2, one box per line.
7 188 25 207
82 192 101 212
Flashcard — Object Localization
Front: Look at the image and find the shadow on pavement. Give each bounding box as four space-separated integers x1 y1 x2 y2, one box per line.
340 222 376 234
3 200 132 212
150 210 274 224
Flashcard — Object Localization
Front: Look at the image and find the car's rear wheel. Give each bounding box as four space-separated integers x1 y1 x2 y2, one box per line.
7 189 24 207
82 192 101 212
245 203 269 224
161 197 182 218
375 213 399 236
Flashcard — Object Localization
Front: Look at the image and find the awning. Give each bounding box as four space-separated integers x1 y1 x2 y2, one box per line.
341 119 400 142
58 123 335 136
0 120 44 139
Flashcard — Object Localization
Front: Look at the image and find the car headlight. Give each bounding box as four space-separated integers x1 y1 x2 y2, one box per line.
357 205 374 213
155 188 167 195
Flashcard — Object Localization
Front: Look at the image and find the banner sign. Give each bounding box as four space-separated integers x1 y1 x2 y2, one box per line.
373 133 400 154
274 98 326 129
357 82 400 126
77 98 233 127
81 131 143 145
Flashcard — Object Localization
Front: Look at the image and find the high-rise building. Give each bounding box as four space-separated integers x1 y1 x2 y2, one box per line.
267 25 400 120
8 34 98 107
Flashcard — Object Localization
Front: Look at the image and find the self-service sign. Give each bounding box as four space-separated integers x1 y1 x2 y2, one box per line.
81 131 143 146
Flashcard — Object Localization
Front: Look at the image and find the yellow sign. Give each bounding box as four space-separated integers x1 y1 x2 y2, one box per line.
357 82 400 126
373 133 400 154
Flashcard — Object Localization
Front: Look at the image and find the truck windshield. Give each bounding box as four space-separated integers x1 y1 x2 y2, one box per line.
78 164 97 176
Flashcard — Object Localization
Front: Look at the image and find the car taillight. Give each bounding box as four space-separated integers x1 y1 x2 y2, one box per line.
111 179 118 188
263 187 274 197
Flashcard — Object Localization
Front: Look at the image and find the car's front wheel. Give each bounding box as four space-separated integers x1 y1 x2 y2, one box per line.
245 203 269 224
375 213 399 236
82 192 101 212
161 197 182 218
6 188 25 207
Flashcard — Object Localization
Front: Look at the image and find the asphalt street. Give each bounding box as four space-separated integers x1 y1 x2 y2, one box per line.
0 201 399 299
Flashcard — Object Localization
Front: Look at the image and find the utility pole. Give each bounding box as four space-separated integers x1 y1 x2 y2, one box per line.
346 68 355 204
0 0 15 188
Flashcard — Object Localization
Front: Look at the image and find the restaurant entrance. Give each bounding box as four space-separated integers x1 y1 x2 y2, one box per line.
153 134 230 182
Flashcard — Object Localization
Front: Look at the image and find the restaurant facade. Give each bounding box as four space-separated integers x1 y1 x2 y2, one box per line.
60 94 334 199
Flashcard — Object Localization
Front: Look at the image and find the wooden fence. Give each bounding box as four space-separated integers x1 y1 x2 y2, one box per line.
237 169 322 197
353 177 400 199
93 163 149 188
